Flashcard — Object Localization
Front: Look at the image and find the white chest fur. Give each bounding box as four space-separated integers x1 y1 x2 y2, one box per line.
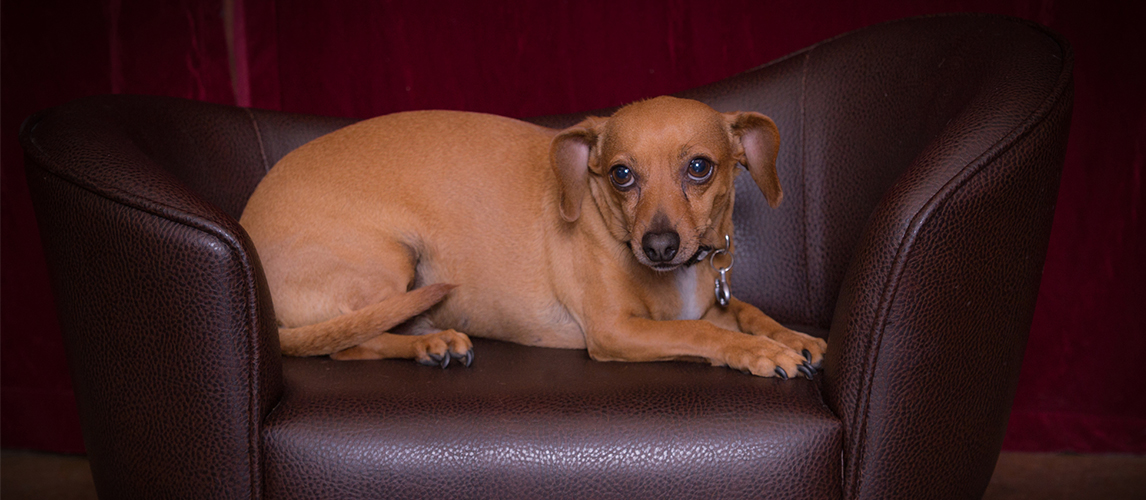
674 265 707 321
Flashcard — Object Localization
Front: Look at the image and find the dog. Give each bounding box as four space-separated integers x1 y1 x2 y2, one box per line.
240 96 826 379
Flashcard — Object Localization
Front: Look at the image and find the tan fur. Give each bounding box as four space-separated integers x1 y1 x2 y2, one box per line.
240 97 826 377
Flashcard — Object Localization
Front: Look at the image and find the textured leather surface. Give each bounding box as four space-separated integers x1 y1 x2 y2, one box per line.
811 17 1073 499
21 96 284 499
264 337 841 500
539 15 1073 498
246 108 356 169
21 13 1072 500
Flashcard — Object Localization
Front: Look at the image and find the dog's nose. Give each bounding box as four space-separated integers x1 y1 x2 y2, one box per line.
642 231 680 263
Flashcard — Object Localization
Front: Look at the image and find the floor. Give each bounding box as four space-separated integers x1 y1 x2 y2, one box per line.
983 452 1146 499
1 450 1144 498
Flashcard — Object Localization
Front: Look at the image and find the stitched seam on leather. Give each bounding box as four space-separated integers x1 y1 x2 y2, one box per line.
236 233 261 500
32 165 265 498
846 30 1072 499
238 111 268 498
244 107 271 173
799 49 813 326
235 216 262 500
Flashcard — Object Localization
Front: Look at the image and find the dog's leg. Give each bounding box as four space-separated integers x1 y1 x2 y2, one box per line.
587 318 810 378
266 234 475 365
723 298 827 368
278 283 456 356
331 313 473 365
330 328 473 367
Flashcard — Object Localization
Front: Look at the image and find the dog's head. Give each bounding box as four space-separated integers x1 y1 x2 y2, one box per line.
551 96 782 272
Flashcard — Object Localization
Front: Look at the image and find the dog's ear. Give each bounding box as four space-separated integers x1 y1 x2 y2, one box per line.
550 117 605 222
724 112 783 208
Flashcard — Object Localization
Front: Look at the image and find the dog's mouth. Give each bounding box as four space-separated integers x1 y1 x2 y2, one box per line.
641 245 714 273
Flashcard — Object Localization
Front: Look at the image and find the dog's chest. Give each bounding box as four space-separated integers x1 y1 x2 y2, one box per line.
673 266 708 321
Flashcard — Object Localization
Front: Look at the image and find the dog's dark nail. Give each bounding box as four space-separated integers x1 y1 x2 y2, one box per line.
802 349 811 361
440 354 450 369
444 348 467 369
803 359 815 372
774 367 789 380
798 364 814 380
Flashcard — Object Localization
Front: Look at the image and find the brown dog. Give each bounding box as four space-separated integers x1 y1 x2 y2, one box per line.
240 96 826 378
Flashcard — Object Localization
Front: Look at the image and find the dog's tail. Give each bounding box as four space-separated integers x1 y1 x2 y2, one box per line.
278 283 455 356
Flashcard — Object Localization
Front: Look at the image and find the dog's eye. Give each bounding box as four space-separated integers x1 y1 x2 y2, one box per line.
686 158 714 183
609 165 636 190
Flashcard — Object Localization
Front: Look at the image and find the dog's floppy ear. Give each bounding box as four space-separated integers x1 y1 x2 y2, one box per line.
724 112 783 208
550 117 605 222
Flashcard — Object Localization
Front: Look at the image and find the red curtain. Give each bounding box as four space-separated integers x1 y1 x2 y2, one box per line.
3 0 1143 454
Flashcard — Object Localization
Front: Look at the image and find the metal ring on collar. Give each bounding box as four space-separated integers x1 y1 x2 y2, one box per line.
709 234 733 273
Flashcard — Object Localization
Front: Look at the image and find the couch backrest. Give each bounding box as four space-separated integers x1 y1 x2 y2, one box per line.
28 14 1067 334
673 15 1068 329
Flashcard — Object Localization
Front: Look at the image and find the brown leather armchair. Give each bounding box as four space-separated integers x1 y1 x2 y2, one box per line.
21 14 1072 499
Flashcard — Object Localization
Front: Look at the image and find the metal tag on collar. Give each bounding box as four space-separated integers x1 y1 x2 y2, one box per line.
709 235 734 308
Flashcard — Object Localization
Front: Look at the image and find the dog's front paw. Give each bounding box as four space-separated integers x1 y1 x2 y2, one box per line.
768 329 827 370
413 329 474 368
722 336 811 379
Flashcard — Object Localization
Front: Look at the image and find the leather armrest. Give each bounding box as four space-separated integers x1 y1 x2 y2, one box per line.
816 17 1074 499
528 20 1073 498
20 95 284 498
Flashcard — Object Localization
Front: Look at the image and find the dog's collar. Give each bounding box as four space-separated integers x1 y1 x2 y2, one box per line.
685 234 731 267
685 247 713 267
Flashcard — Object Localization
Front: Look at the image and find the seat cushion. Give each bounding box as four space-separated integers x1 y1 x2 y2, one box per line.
263 338 842 499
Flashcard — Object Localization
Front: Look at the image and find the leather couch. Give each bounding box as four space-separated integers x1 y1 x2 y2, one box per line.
20 14 1073 499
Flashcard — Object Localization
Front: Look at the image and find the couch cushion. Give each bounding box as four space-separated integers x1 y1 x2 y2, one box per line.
263 338 841 499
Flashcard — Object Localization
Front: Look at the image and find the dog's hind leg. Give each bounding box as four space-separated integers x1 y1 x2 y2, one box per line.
331 327 474 367
267 233 473 364
278 283 457 357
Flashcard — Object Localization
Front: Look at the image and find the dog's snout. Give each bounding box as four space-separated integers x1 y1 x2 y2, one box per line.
642 231 680 263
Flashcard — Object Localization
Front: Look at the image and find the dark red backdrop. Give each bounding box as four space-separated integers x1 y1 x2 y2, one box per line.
3 0 1143 454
